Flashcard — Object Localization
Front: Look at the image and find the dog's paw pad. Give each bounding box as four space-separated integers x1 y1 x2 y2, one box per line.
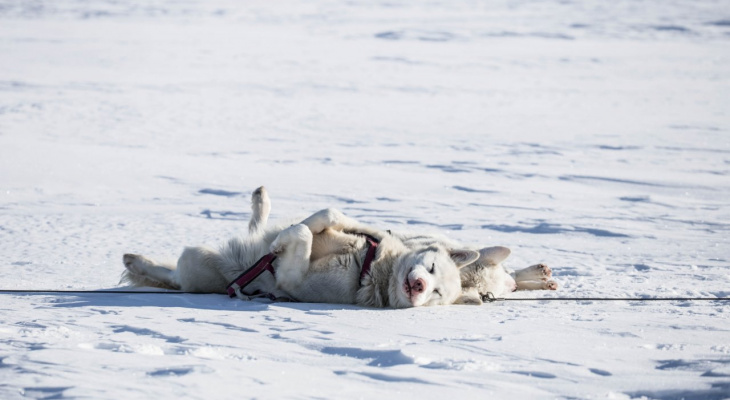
536 263 552 277
546 280 558 290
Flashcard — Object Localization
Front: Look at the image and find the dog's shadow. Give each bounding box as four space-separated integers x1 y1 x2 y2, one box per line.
37 290 372 313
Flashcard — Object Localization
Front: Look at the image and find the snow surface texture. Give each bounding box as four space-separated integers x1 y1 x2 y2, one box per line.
1 0 729 398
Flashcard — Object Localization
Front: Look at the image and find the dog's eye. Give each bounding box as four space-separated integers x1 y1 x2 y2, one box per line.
429 263 435 274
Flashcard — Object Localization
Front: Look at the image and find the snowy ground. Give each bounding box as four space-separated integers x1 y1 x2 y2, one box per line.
1 0 729 398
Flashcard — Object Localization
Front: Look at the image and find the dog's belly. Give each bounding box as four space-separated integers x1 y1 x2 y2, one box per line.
291 252 363 303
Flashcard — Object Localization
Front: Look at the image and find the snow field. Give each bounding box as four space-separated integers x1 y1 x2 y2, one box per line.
1 0 729 398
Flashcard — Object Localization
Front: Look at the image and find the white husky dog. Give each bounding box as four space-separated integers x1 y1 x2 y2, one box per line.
247 187 559 305
121 189 481 308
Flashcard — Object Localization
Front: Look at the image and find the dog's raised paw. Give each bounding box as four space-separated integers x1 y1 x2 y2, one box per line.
269 245 283 255
270 225 309 255
269 238 284 255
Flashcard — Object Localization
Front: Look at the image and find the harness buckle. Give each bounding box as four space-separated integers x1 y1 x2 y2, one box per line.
481 292 504 303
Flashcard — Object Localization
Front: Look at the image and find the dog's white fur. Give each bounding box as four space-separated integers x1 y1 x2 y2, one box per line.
121 189 480 308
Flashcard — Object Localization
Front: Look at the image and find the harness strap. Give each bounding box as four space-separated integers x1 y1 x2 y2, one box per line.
359 234 380 283
226 253 277 298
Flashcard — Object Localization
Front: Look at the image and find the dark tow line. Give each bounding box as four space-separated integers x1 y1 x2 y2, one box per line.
0 289 728 302
480 292 730 302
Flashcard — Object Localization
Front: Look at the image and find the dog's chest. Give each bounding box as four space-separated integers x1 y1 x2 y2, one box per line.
309 245 368 276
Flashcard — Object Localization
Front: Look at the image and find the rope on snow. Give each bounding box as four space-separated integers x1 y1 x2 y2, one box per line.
0 289 728 302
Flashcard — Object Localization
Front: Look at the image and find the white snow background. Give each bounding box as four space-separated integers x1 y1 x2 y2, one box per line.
1 0 729 398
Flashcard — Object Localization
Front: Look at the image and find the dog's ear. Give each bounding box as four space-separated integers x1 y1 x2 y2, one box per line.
478 246 511 265
449 249 480 268
453 293 483 305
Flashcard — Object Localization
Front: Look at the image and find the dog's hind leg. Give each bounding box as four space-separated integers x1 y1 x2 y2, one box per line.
512 263 557 291
269 224 313 294
122 254 181 290
175 247 229 293
516 280 558 291
123 248 229 293
299 208 389 242
512 263 552 282
248 186 271 235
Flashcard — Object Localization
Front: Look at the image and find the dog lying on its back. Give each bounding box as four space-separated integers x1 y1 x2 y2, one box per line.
248 187 558 305
121 190 480 308
121 187 558 307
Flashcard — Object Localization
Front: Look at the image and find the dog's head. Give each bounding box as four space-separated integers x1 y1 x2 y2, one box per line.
391 245 480 307
455 246 515 305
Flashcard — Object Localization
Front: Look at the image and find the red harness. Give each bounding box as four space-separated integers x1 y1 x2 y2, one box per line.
359 233 380 281
226 253 277 298
226 233 380 300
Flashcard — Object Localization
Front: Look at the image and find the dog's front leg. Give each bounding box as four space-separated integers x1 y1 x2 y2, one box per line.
454 287 483 305
269 224 313 294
